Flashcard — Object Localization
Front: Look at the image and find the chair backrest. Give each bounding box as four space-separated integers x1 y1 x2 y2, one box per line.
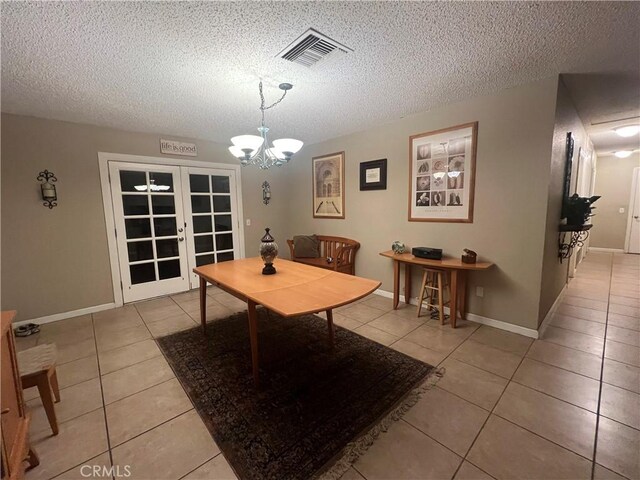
316 236 360 262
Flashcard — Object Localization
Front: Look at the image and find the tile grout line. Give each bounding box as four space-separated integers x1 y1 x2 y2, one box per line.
551 311 640 336
590 253 615 480
102 375 178 409
143 300 235 479
90 313 117 480
452 338 537 479
109 408 196 451
177 452 224 480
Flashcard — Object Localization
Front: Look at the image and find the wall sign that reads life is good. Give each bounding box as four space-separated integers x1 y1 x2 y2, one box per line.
160 139 198 157
313 151 345 219
409 122 477 222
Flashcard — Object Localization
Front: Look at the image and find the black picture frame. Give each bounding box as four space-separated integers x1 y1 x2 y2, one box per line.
359 159 387 191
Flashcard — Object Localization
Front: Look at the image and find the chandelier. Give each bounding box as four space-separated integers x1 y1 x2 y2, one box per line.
228 81 304 169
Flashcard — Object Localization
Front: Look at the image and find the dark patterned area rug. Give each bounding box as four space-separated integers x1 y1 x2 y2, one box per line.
156 309 438 480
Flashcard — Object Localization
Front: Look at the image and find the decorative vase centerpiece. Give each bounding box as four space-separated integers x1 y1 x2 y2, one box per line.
392 241 406 254
260 228 278 275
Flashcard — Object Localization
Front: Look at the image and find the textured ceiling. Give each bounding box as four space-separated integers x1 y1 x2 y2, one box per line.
2 2 639 147
563 73 640 155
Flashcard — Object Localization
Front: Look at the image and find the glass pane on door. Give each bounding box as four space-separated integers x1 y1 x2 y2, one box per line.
114 168 186 294
187 173 237 270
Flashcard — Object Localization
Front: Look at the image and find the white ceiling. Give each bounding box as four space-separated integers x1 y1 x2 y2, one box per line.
563 73 640 156
2 2 639 147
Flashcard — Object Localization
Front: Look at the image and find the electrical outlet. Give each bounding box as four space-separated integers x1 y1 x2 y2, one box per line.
476 286 484 298
246 219 251 226
619 207 625 214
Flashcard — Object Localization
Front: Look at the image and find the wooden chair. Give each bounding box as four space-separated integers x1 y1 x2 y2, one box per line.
17 344 60 435
417 268 450 324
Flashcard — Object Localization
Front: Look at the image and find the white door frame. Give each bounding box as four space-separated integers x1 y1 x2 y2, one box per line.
624 166 640 253
98 152 246 307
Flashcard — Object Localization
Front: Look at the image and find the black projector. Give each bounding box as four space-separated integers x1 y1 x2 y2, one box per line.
412 247 443 260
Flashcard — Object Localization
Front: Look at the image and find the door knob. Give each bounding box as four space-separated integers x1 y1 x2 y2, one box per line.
178 228 184 232
178 237 184 242
634 216 639 220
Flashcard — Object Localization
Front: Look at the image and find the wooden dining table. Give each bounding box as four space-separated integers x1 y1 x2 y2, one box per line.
193 257 381 385
379 251 493 328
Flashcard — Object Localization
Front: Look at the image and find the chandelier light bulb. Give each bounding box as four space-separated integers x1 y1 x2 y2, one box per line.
614 125 640 137
272 138 304 155
230 135 264 153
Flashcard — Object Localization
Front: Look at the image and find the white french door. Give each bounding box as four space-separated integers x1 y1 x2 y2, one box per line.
181 167 240 287
108 161 241 303
628 167 640 254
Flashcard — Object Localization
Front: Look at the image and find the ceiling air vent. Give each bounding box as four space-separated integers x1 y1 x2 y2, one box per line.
277 28 352 67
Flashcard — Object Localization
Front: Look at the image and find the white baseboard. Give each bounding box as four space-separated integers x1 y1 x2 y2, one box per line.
589 247 624 253
537 285 567 338
464 312 539 339
13 303 117 327
373 289 539 339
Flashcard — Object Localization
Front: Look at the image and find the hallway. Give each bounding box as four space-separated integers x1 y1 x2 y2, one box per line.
538 251 639 480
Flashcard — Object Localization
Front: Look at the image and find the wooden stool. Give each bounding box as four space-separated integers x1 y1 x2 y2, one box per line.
417 268 450 324
17 344 60 435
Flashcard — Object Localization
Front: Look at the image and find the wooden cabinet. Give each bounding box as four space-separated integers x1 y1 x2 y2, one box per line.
1 311 38 480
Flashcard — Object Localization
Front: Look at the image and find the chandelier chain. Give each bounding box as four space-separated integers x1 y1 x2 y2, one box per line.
259 81 288 113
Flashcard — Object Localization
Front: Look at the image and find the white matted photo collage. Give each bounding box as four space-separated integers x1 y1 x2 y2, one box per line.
409 122 477 222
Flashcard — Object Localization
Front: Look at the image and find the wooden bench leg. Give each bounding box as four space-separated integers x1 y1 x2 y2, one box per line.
417 270 429 317
50 369 60 403
26 445 40 469
437 271 445 325
36 375 58 435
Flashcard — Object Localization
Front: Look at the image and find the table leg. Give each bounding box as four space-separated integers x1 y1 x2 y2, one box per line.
199 277 207 335
450 270 459 328
326 309 335 348
392 260 400 309
404 264 412 305
458 270 467 320
247 300 260 386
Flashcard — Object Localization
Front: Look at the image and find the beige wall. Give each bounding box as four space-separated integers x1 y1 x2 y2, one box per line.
537 79 592 325
591 152 640 249
1 76 568 331
284 77 559 330
1 113 289 320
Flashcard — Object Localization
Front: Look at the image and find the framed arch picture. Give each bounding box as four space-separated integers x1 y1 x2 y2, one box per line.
312 151 345 219
409 122 478 222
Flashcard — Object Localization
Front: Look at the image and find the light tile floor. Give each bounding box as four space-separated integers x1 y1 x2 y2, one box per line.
17 252 640 480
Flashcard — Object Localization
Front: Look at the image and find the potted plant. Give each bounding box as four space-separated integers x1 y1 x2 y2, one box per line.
562 194 600 228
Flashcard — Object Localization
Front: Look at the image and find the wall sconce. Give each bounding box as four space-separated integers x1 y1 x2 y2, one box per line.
262 181 271 205
37 170 57 209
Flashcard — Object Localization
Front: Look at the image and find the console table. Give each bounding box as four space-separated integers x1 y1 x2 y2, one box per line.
379 251 494 328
